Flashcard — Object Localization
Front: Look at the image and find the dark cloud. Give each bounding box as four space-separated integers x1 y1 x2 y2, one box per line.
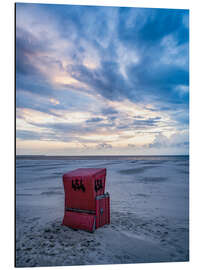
133 117 161 127
115 8 189 106
28 122 93 136
16 129 55 141
118 8 188 48
43 4 117 46
67 60 132 101
16 130 42 141
133 115 145 119
29 120 117 137
116 124 129 130
16 76 55 97
127 62 189 102
114 117 161 131
101 107 118 115
16 93 61 117
15 88 80 117
16 129 78 142
86 117 103 123
16 27 45 76
15 26 55 97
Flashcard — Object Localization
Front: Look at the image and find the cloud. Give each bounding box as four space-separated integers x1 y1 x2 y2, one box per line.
96 143 112 149
26 121 93 137
86 117 104 123
15 4 189 155
66 60 131 101
16 129 73 142
16 26 49 77
118 8 189 48
149 131 189 149
101 107 118 115
127 143 144 149
16 130 42 141
16 90 64 117
133 117 161 128
16 4 189 106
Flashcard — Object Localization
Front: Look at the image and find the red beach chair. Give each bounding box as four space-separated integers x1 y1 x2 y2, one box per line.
62 168 110 232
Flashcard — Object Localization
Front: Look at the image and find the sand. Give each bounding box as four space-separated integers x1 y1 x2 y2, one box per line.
15 156 189 267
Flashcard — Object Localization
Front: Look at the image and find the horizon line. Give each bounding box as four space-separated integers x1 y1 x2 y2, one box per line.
16 154 189 157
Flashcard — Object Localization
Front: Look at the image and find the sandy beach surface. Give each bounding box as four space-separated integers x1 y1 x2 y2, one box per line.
16 156 189 267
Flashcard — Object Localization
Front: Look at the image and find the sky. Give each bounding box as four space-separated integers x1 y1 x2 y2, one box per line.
16 3 189 156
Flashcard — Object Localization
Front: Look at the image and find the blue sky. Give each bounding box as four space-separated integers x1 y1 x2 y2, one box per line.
16 3 189 155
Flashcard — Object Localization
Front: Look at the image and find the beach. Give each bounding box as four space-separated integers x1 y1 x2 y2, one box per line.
15 156 189 267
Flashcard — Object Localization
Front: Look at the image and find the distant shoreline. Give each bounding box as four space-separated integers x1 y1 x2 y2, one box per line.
16 155 189 160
